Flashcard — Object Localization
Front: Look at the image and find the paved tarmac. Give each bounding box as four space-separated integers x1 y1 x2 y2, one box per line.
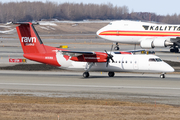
0 70 180 105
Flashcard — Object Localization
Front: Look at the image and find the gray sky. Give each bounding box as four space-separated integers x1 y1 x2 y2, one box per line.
1 0 180 15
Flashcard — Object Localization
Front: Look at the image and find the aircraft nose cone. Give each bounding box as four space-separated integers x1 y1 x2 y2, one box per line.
168 66 175 72
164 63 174 72
96 29 102 36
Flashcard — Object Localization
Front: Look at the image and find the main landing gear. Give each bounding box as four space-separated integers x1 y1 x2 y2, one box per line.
82 71 115 78
170 48 179 53
170 44 179 53
83 72 89 78
108 72 115 77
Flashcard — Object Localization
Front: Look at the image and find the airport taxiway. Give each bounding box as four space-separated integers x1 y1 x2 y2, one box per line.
0 70 180 105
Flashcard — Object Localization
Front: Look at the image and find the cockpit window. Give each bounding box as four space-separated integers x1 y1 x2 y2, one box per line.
109 23 112 25
149 58 162 62
149 58 156 62
155 58 162 62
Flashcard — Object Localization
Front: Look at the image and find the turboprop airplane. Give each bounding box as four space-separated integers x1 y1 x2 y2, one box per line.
12 22 174 78
97 20 180 53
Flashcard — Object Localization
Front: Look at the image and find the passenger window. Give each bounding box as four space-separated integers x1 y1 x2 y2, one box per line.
126 61 127 63
119 61 121 63
122 61 124 63
130 61 132 63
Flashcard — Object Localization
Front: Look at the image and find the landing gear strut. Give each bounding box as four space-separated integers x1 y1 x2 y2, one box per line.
108 72 115 77
114 42 119 50
83 62 94 78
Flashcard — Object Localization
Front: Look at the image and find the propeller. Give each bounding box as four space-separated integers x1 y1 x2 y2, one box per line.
105 44 114 67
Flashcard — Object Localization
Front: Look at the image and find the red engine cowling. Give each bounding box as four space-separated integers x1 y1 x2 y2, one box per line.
70 52 108 62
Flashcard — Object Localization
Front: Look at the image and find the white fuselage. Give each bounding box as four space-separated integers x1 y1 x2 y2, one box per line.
56 52 174 73
97 20 180 44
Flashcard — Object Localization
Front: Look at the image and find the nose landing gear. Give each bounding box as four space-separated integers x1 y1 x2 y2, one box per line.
160 73 165 79
114 42 119 50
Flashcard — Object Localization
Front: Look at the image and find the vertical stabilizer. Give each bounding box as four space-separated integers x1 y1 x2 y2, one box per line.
16 22 46 54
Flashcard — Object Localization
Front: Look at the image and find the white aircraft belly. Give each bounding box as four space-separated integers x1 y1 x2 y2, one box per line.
102 36 141 44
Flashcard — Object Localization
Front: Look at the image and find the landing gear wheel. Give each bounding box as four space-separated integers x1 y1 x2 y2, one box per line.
83 72 89 78
175 48 179 53
170 48 179 53
160 74 165 79
108 72 115 77
170 49 175 52
114 42 119 50
114 46 119 50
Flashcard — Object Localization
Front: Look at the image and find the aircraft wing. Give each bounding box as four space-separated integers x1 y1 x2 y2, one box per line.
59 50 107 62
60 50 95 57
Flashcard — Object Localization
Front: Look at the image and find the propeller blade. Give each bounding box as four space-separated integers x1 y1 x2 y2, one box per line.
104 49 115 67
110 57 114 63
106 58 109 67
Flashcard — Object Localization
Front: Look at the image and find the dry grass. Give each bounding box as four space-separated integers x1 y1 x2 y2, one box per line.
0 95 180 120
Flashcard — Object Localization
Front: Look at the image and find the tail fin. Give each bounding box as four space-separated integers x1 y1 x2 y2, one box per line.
14 22 61 67
16 22 46 54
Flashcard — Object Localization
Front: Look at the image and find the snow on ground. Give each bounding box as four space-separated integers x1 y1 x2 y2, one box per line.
39 26 56 31
0 28 16 34
39 21 57 26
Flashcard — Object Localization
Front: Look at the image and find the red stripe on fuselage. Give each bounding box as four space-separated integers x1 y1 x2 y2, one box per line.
99 30 180 37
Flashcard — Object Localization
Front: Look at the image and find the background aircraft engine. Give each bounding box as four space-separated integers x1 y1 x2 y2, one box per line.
153 38 173 47
140 38 174 49
140 39 154 49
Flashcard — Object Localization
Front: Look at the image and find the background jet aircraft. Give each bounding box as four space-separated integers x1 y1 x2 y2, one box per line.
97 20 180 53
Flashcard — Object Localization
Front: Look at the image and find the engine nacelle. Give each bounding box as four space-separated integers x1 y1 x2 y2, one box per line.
153 38 168 47
140 38 173 49
140 39 154 49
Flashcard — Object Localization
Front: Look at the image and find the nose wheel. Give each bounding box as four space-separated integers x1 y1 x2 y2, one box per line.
114 42 119 50
160 74 165 79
